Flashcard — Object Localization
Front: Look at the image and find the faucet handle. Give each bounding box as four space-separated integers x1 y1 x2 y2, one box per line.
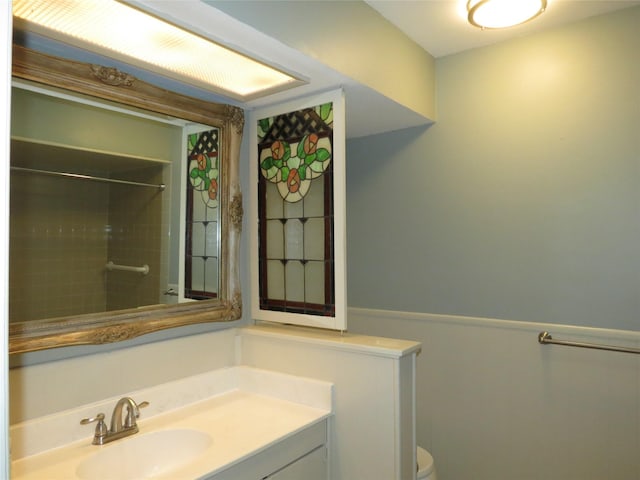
80 413 107 444
80 412 106 426
124 400 149 428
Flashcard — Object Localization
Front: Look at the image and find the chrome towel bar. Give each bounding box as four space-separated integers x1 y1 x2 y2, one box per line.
538 331 640 355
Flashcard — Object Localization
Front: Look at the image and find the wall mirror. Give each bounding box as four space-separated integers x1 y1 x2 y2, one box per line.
9 45 244 354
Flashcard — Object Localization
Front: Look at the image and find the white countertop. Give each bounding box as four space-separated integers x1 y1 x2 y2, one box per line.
245 322 422 358
11 366 333 479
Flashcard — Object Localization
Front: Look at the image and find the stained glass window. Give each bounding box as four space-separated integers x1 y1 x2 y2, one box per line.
257 102 335 316
184 128 220 299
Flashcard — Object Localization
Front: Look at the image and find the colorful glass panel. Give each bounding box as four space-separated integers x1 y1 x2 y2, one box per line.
257 102 335 316
185 128 220 299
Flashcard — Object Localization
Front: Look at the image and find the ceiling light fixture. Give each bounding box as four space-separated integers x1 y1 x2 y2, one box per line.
12 0 305 101
467 0 547 29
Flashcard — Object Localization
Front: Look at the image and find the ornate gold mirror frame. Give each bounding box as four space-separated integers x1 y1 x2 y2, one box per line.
9 45 244 354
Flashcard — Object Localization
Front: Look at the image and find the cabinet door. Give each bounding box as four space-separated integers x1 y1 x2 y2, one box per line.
264 446 326 480
207 420 327 480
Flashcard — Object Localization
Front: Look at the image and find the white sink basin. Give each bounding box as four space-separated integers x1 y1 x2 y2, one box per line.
75 429 212 480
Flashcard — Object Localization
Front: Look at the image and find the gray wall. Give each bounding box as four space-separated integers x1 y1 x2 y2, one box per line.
208 0 436 122
346 6 640 331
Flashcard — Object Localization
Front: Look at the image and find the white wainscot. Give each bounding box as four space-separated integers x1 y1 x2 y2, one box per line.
10 366 333 479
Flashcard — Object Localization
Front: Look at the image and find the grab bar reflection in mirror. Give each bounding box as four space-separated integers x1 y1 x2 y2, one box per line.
105 261 150 275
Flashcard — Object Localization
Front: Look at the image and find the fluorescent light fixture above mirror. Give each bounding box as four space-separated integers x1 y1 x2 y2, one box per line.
12 0 305 101
467 0 547 29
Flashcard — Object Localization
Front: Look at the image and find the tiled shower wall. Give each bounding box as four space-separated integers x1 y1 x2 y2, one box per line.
106 165 166 312
9 165 166 322
10 173 109 321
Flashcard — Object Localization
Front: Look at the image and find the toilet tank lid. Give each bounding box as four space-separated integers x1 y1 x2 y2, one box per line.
417 446 434 475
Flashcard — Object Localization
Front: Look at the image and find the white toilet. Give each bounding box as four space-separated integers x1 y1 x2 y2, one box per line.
417 446 437 480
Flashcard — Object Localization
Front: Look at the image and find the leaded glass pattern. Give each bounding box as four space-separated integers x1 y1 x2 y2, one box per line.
185 128 220 299
257 102 335 316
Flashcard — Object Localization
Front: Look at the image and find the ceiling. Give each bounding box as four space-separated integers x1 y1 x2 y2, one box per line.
16 0 640 138
365 0 640 58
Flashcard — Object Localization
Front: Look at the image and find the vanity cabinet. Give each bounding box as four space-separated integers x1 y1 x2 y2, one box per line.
264 445 326 480
206 419 328 480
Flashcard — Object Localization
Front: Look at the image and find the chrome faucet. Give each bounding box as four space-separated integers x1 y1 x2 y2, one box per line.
81 397 149 445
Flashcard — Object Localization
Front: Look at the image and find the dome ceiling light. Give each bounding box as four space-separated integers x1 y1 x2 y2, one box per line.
467 0 548 29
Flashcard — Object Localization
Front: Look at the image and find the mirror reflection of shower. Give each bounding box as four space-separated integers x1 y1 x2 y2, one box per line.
9 83 217 323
